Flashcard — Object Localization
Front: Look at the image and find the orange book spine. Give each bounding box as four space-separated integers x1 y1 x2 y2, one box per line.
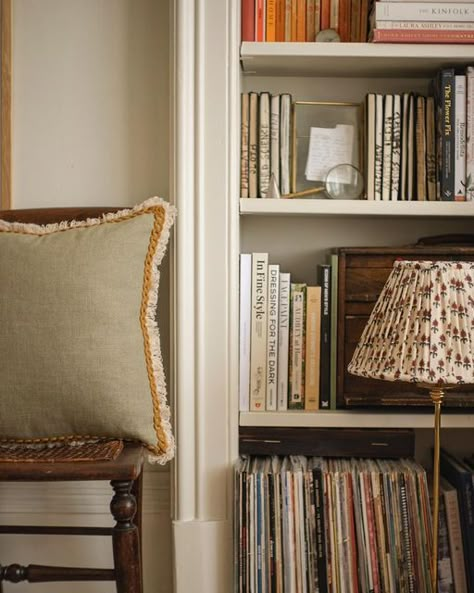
291 0 298 41
320 0 330 30
276 0 286 40
266 0 277 41
350 0 361 41
359 0 369 42
304 286 321 411
306 0 316 42
255 0 265 41
338 0 350 41
296 0 306 41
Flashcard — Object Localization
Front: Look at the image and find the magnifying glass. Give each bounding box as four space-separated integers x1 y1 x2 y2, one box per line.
282 163 364 200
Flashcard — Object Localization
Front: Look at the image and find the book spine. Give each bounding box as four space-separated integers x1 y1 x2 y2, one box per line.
318 264 331 409
426 96 437 201
366 93 376 200
339 0 351 41
441 69 455 201
266 264 280 412
255 0 266 41
315 0 322 35
374 94 384 201
330 0 339 30
240 93 250 199
250 253 268 411
259 92 271 198
350 0 361 42
321 0 331 29
241 0 256 40
266 0 277 40
407 93 416 200
278 273 291 411
270 95 280 191
467 66 474 201
376 2 474 21
291 0 298 40
280 94 292 195
284 0 292 40
359 0 369 41
289 283 306 410
305 286 322 411
390 94 401 201
329 254 338 410
443 487 469 593
375 19 474 30
306 0 316 41
400 93 409 200
249 92 259 199
455 74 466 201
382 94 393 201
415 95 427 201
239 254 252 412
373 28 474 42
275 0 286 40
296 0 306 41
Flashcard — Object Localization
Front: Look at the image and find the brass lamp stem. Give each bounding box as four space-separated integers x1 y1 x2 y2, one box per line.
430 386 445 593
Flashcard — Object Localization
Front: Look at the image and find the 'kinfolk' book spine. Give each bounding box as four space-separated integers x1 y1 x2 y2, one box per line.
266 264 280 412
376 2 474 21
278 272 291 411
318 264 331 409
250 253 268 411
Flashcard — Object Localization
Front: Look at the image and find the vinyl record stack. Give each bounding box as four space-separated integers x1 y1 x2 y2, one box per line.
370 0 474 43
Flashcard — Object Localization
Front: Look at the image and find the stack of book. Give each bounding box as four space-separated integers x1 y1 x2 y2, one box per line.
235 455 433 593
366 67 474 201
239 252 338 413
242 0 370 43
240 92 292 199
370 1 474 44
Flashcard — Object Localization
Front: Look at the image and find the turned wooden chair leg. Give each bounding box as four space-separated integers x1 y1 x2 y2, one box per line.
131 472 144 593
111 479 142 593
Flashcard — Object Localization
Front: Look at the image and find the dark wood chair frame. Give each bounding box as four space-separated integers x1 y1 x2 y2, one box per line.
0 207 146 593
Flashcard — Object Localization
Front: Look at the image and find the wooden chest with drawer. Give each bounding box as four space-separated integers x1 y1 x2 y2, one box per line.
336 239 474 408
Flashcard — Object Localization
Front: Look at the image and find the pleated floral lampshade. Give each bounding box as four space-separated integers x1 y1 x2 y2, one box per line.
348 260 474 386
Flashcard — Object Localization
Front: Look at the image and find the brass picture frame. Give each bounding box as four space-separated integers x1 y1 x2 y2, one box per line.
291 101 364 197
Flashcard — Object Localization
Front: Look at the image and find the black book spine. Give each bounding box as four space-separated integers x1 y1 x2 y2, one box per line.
318 264 331 408
313 466 328 593
441 68 455 201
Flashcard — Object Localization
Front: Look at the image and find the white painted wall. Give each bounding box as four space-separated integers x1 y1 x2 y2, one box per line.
2 2 173 592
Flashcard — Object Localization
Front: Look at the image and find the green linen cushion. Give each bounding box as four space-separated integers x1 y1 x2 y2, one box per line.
0 197 175 463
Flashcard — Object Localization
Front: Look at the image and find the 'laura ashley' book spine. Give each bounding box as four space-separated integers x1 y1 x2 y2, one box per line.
239 254 252 412
467 67 474 201
426 96 437 201
278 272 291 411
376 2 474 21
259 92 271 198
305 286 321 411
318 264 331 409
390 94 401 200
374 94 384 201
455 74 466 201
280 94 292 195
240 93 250 198
250 253 268 411
288 283 306 410
375 19 474 30
270 95 280 192
266 264 280 411
381 94 393 201
248 92 259 199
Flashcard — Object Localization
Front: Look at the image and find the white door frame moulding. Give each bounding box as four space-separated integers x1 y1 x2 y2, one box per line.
171 0 240 591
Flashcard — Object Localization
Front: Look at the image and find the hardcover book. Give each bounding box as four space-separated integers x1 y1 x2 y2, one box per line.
455 74 466 201
239 254 252 412
240 93 250 199
318 264 331 409
266 264 280 412
305 286 321 411
289 283 306 410
258 92 271 198
278 272 291 411
467 66 474 201
250 252 268 411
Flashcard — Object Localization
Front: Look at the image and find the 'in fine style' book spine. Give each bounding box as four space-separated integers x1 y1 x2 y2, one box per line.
250 253 268 411
239 253 252 412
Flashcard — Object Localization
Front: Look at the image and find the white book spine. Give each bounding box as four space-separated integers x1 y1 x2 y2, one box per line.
366 94 376 200
391 94 401 200
374 94 384 201
455 75 466 201
376 2 474 21
270 95 280 190
382 95 393 201
467 67 474 201
259 92 271 198
266 264 280 411
289 284 305 409
277 272 291 411
280 94 291 195
239 254 252 412
250 253 268 411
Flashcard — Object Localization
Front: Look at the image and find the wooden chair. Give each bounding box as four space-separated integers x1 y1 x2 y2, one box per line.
0 208 146 593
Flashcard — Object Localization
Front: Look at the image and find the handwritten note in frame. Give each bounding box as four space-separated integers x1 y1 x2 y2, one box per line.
291 101 364 197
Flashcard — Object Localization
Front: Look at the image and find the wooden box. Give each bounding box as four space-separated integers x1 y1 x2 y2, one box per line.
336 240 474 408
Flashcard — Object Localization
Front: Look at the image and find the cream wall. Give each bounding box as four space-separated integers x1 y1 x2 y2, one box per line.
1 2 173 592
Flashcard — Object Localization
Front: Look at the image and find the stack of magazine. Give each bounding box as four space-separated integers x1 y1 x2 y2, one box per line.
234 456 433 593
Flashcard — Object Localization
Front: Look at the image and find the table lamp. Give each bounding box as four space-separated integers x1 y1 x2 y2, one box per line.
347 260 474 592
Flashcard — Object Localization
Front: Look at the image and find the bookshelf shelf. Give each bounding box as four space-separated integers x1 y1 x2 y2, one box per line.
240 198 474 217
240 410 474 430
241 42 474 78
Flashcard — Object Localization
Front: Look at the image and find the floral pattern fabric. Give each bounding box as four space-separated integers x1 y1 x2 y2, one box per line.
348 260 474 385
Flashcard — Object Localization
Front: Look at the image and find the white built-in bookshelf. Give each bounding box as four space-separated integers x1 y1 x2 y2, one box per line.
237 42 474 437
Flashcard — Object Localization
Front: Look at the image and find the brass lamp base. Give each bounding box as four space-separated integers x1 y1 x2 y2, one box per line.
418 384 450 593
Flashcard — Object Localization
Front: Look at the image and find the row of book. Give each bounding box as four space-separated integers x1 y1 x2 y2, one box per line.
239 253 338 413
241 0 371 43
366 67 474 201
234 449 474 593
370 1 474 44
235 455 433 593
240 92 292 199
